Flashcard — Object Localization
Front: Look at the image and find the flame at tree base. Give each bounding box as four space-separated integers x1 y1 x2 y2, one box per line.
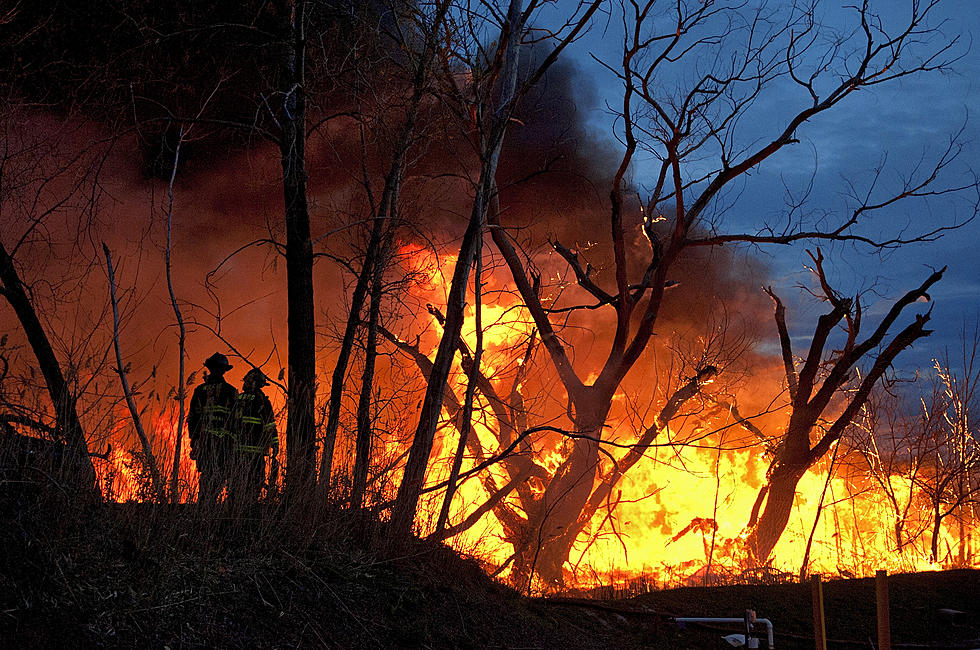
92 416 974 593
429 438 973 593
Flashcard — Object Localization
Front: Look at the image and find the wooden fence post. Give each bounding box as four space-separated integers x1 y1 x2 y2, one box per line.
876 569 891 650
811 574 826 650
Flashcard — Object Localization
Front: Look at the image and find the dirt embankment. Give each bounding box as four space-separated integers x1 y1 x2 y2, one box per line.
3 498 978 648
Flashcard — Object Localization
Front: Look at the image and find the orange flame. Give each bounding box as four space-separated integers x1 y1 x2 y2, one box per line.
396 246 978 589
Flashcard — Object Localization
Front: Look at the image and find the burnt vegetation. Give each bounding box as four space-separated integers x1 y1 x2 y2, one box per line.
3 0 980 645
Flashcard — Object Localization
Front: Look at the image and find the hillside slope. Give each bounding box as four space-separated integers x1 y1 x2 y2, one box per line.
3 498 978 648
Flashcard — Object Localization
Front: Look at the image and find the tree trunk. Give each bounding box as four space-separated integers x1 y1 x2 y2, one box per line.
435 235 483 534
0 241 97 494
748 264 941 563
390 0 526 537
512 392 608 587
748 461 809 563
350 228 390 510
104 244 166 502
164 131 188 503
390 198 484 535
318 0 449 492
319 232 376 493
279 0 317 500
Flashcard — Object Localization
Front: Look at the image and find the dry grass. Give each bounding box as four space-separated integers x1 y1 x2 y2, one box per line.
3 475 979 649
0 484 649 648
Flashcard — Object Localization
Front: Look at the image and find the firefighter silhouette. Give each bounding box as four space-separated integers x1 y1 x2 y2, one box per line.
228 368 279 503
188 352 237 503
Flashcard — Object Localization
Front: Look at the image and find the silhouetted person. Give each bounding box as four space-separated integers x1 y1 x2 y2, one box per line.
188 353 237 503
229 368 278 503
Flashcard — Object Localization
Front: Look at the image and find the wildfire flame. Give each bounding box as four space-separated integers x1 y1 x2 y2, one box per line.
390 246 975 590
86 243 975 592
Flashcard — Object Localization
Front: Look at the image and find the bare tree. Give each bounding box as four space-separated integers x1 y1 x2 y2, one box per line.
852 384 928 555
112 1 347 500
164 130 189 503
271 0 319 499
390 0 604 538
103 244 166 502
435 232 484 534
318 0 453 497
481 0 974 583
746 251 943 562
0 107 102 494
914 333 980 563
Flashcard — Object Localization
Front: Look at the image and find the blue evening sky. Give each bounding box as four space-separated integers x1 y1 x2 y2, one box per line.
562 0 980 371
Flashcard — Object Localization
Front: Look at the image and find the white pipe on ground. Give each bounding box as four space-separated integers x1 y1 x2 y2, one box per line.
674 616 775 648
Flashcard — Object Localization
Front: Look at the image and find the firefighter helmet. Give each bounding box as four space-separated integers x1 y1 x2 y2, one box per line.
243 368 268 388
204 352 233 371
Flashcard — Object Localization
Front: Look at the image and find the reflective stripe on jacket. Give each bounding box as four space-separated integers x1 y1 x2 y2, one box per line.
230 390 277 455
188 379 238 442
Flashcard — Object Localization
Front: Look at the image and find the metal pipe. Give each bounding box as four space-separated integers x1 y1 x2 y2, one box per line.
674 617 775 648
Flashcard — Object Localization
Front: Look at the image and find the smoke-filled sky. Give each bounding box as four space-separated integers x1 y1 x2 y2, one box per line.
2 0 978 417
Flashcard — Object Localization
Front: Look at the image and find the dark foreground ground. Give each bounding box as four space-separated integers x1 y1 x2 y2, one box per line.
551 569 980 649
3 496 979 648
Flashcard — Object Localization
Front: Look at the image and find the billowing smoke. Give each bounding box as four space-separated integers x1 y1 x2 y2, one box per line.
1 2 782 500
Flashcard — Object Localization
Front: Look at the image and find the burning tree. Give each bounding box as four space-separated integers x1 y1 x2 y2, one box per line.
746 251 943 563
851 326 980 565
419 0 975 585
915 332 980 563
316 0 456 504
389 0 604 536
852 384 930 556
3 0 980 591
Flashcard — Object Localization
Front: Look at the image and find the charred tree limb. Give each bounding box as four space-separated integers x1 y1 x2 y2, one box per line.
809 311 934 463
378 322 547 501
764 286 798 402
380 315 552 542
795 299 850 406
550 239 614 305
709 397 774 453
565 365 718 557
806 249 859 348
806 266 944 419
490 220 585 399
749 265 944 562
0 414 56 437
430 468 528 542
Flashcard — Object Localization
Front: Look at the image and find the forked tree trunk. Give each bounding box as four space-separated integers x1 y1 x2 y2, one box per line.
746 261 942 563
320 216 382 494
512 393 609 587
435 236 484 534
